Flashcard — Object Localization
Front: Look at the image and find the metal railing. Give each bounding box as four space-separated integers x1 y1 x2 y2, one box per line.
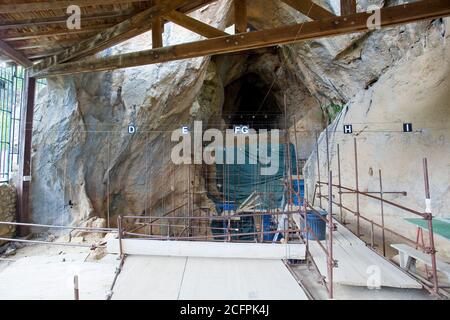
312 136 440 296
0 220 116 249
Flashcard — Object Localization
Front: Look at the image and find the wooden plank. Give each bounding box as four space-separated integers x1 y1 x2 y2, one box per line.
35 0 450 78
164 10 228 38
234 0 247 34
107 239 306 259
0 39 33 67
0 12 134 30
391 244 450 275
341 0 357 16
0 0 149 14
281 0 335 20
29 0 212 76
308 224 422 288
0 24 115 41
14 40 80 52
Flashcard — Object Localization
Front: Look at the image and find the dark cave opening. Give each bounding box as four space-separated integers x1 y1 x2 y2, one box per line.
222 73 283 130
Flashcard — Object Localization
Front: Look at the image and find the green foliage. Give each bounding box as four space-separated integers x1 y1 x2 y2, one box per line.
321 103 344 124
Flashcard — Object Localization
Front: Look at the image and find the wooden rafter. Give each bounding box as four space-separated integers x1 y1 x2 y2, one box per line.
33 0 450 78
30 0 215 76
0 0 149 14
235 0 248 34
340 0 357 16
164 11 228 39
281 0 335 20
0 24 116 41
0 11 137 30
15 40 80 51
0 39 33 67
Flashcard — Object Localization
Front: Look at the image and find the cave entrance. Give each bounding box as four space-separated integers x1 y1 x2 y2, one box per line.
206 73 296 241
222 73 283 130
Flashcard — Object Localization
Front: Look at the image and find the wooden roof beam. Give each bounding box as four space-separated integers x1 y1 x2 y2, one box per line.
34 0 450 78
0 39 33 67
281 0 335 20
0 0 150 14
29 0 213 76
163 11 228 39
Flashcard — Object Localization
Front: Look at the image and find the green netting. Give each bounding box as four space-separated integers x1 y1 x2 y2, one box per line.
210 143 297 213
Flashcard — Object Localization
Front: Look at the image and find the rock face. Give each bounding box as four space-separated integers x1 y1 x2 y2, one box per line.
27 0 449 251
30 1 233 227
0 184 16 244
304 18 450 259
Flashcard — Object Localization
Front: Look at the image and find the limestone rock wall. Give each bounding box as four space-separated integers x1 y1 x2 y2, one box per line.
30 0 233 227
0 184 16 244
26 0 450 240
304 21 450 259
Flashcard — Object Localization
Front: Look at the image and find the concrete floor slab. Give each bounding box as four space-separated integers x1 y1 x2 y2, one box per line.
112 255 308 300
0 253 118 300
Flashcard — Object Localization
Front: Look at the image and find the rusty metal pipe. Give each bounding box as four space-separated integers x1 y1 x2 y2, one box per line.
317 182 427 218
379 169 386 256
354 138 360 237
327 171 334 299
423 158 439 294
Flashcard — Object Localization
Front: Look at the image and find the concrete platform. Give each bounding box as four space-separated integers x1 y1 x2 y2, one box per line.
107 239 306 260
112 255 309 300
0 253 118 300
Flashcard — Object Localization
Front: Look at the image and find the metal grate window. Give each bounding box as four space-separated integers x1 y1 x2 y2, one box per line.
0 64 25 183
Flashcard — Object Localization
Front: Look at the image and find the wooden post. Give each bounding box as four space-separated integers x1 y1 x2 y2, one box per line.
17 75 36 237
152 17 163 49
340 0 356 16
234 0 247 34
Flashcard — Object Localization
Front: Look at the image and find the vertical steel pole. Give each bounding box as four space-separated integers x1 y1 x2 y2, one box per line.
74 275 79 300
370 221 375 248
337 144 344 223
117 215 124 259
379 169 386 256
354 138 360 237
316 131 322 207
188 164 192 238
284 95 293 242
325 126 330 176
423 158 438 294
327 171 334 299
